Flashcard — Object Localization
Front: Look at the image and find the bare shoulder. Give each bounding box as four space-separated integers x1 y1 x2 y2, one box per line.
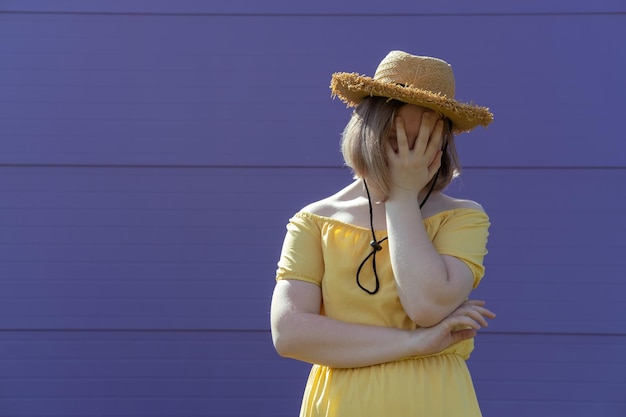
444 194 485 212
302 193 337 217
300 180 368 225
424 192 486 217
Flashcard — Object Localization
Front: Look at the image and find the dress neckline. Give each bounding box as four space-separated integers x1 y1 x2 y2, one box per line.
296 207 486 234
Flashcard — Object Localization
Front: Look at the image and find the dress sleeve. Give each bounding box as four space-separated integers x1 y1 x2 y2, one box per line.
432 209 490 288
275 212 325 286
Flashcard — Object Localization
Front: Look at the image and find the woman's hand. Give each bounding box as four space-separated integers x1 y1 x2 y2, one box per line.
412 300 496 356
386 112 444 198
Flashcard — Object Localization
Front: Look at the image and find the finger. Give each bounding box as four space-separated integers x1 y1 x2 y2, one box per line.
472 304 496 318
385 141 399 162
465 309 490 328
450 328 478 344
445 314 482 330
451 300 494 317
449 305 496 326
425 119 444 161
478 307 497 319
463 306 497 327
414 112 433 155
427 150 443 179
464 302 496 318
460 300 487 308
395 117 409 157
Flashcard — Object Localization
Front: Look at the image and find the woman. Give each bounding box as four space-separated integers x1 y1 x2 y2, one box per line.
270 50 496 416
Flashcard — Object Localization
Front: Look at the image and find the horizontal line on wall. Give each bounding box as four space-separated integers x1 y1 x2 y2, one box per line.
0 329 624 337
1 163 625 170
476 396 624 404
0 328 269 333
481 330 626 337
0 378 305 383
1 11 625 17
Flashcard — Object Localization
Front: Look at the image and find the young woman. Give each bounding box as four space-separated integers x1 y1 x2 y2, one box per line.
270 50 496 417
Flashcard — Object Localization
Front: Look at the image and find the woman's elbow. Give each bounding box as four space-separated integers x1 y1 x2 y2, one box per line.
409 311 447 328
270 316 300 358
404 301 451 328
403 281 473 327
271 331 292 358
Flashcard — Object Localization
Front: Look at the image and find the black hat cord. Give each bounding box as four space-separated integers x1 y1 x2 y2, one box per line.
356 142 448 295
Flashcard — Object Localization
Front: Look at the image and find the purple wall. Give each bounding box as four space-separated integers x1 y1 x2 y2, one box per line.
1 1 625 416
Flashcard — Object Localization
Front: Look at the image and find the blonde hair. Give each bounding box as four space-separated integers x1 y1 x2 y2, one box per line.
341 97 460 201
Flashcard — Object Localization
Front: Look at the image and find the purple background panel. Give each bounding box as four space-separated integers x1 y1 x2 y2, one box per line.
0 331 309 417
1 13 625 167
471 334 626 417
2 0 626 14
0 1 625 416
1 167 624 334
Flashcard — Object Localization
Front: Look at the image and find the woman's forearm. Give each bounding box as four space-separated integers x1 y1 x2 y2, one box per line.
272 310 420 368
272 301 492 369
271 280 493 368
385 193 470 326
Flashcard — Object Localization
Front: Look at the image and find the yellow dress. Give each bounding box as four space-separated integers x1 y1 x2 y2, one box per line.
276 209 490 417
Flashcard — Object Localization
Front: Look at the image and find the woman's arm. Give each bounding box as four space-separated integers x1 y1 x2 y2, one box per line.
270 279 494 368
385 113 480 327
386 197 475 327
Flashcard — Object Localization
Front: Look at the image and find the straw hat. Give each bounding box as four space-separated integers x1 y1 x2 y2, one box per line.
330 50 493 132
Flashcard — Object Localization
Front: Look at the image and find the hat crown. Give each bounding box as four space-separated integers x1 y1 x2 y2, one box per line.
373 51 455 98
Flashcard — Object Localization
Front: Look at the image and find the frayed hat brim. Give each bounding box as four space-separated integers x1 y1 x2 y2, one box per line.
330 72 493 133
